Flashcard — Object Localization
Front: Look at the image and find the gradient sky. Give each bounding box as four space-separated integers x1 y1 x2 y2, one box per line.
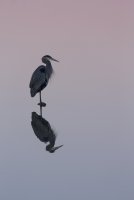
0 0 134 199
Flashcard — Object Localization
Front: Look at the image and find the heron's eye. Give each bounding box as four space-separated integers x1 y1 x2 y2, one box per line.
47 56 52 59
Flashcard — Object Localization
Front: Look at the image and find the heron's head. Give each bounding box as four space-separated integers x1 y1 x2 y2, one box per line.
46 144 63 153
42 55 59 63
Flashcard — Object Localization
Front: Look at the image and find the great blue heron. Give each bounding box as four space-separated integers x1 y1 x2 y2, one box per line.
31 112 63 153
29 55 59 116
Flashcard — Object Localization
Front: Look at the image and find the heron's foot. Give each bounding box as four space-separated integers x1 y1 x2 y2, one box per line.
38 102 46 107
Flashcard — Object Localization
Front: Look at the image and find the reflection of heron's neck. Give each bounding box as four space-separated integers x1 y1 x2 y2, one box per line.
46 143 54 152
43 60 53 79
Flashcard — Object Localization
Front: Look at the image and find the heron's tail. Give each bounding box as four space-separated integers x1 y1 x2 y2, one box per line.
30 89 36 97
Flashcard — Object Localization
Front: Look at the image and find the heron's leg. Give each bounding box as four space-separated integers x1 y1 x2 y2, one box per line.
38 91 46 111
39 91 42 104
39 91 42 117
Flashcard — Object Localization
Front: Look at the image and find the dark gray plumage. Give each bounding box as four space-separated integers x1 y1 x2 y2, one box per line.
29 55 59 115
31 112 63 153
29 55 58 97
30 65 48 98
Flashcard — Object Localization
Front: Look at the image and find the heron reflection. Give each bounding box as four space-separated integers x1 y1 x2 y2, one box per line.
31 112 63 153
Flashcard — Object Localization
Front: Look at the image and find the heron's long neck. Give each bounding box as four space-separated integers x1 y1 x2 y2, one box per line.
46 133 56 151
45 60 53 79
46 143 54 152
47 143 54 149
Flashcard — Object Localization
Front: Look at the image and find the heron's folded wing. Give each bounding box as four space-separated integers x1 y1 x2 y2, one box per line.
31 115 50 142
29 65 46 89
31 112 57 145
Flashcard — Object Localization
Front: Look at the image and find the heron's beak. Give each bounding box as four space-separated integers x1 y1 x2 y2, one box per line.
52 145 63 151
51 57 59 62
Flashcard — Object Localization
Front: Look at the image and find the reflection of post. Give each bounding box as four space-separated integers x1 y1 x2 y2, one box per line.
31 112 63 153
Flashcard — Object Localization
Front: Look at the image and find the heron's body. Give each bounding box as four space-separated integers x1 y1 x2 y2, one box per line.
29 55 59 116
29 61 53 97
31 111 55 143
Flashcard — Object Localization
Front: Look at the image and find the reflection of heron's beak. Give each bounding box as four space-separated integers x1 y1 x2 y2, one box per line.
52 145 63 151
51 57 59 62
